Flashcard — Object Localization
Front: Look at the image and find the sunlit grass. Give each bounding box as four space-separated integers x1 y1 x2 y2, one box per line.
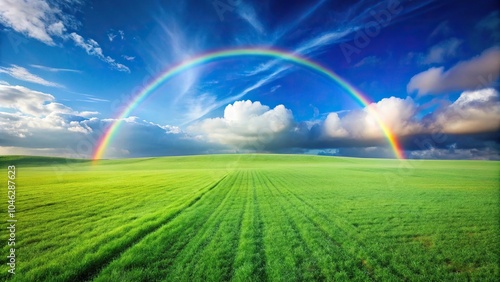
0 154 498 281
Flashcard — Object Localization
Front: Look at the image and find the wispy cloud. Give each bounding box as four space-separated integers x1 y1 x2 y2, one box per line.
0 64 62 87
182 66 288 125
107 29 125 41
150 14 204 103
30 64 81 73
0 0 129 72
69 32 130 72
107 32 117 42
122 55 136 61
236 3 265 34
354 56 381 67
239 0 440 96
77 97 110 103
272 0 328 40
421 38 462 65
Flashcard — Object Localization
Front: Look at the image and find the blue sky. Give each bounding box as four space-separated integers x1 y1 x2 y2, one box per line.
0 0 499 159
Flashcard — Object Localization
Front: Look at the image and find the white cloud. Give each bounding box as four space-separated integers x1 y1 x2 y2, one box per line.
107 31 116 42
430 88 500 134
0 84 98 138
327 96 422 139
322 113 348 137
47 20 65 37
181 93 217 124
0 0 58 44
122 55 135 61
0 87 497 159
0 64 62 87
189 100 294 146
0 0 128 72
421 38 462 65
30 64 81 73
237 4 265 34
324 92 499 141
408 47 500 95
0 84 68 116
69 32 130 72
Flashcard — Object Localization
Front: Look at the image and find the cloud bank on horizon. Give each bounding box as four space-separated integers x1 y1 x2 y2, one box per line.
0 0 499 159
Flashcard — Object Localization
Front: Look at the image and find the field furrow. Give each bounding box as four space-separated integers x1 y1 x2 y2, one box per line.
255 170 328 281
231 170 266 281
92 171 241 281
2 170 228 282
261 172 376 281
265 171 408 281
164 170 248 281
0 155 497 282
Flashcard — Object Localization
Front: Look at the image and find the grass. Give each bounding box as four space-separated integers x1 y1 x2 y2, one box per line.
0 154 498 281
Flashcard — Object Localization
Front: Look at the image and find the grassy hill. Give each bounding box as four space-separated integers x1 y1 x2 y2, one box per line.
0 154 498 281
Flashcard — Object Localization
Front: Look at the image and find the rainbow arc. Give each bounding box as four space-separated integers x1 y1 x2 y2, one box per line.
93 48 405 160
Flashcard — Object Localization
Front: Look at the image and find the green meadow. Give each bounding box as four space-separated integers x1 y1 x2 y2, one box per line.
0 154 498 281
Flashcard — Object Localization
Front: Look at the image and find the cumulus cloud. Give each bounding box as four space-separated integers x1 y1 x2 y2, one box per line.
1 89 498 159
408 47 500 95
429 88 500 134
0 0 60 45
0 65 62 87
189 100 294 147
186 94 498 158
335 96 422 139
0 84 219 158
0 0 129 72
0 84 99 135
186 97 423 153
322 113 348 137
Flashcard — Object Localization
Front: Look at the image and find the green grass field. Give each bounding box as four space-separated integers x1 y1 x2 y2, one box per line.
0 154 498 281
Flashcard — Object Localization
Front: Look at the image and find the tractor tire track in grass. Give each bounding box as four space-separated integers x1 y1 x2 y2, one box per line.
92 172 239 281
232 170 267 281
69 174 229 282
268 171 412 281
264 173 374 281
14 172 222 281
3 155 498 281
262 172 373 281
165 170 248 281
255 170 326 281
93 171 245 281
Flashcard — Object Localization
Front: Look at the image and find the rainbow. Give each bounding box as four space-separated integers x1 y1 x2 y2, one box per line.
93 48 405 160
